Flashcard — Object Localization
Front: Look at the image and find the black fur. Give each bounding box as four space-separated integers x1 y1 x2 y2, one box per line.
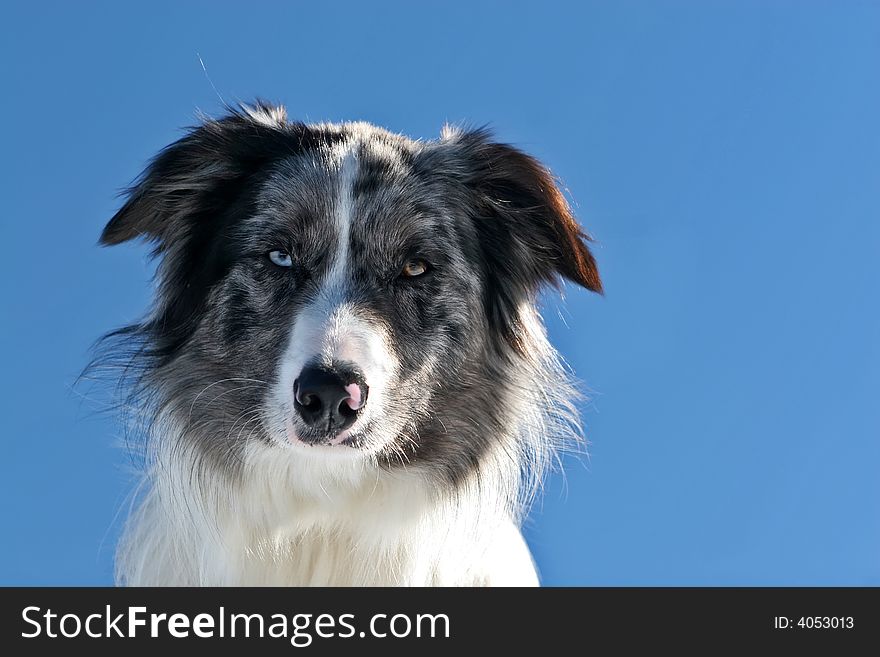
99 103 602 490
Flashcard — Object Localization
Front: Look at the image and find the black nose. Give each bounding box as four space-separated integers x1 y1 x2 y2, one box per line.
293 362 368 434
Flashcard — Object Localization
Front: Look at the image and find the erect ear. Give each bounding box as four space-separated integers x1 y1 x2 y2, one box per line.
100 102 297 248
441 128 602 349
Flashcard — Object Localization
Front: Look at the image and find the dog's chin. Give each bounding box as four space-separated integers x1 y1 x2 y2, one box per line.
278 418 372 458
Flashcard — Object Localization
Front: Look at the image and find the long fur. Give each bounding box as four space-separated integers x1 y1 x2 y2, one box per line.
96 103 601 586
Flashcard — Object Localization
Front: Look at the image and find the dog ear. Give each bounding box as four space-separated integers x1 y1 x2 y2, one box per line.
100 102 294 248
442 128 602 349
454 128 602 294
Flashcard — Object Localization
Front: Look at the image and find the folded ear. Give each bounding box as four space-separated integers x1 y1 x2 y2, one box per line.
100 102 297 248
440 128 602 349
452 128 602 294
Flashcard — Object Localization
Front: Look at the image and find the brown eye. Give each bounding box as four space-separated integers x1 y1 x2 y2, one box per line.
400 259 428 278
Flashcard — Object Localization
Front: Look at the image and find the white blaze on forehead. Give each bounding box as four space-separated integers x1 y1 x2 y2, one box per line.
322 143 359 300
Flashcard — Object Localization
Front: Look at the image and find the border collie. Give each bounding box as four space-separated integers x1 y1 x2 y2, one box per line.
98 102 602 586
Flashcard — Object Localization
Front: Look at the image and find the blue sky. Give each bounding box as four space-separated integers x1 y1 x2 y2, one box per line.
1 1 878 585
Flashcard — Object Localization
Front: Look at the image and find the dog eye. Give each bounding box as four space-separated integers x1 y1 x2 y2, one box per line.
400 259 428 278
268 250 293 268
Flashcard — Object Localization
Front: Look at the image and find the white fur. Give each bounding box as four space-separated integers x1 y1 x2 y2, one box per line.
117 416 540 586
324 144 356 293
115 303 570 587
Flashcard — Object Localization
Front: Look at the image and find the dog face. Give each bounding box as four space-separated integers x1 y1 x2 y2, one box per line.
102 104 600 481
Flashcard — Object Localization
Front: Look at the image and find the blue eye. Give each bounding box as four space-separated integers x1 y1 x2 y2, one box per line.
268 250 293 268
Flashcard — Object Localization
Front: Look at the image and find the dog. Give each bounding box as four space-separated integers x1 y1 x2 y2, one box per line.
98 102 602 586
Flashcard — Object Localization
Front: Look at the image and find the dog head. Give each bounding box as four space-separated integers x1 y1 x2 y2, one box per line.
102 103 601 484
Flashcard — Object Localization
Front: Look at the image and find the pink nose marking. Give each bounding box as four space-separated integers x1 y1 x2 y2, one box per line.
344 383 363 411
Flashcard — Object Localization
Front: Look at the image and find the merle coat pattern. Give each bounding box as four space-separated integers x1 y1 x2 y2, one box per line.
99 103 601 586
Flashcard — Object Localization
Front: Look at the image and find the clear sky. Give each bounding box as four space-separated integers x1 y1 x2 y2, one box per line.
1 1 878 585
